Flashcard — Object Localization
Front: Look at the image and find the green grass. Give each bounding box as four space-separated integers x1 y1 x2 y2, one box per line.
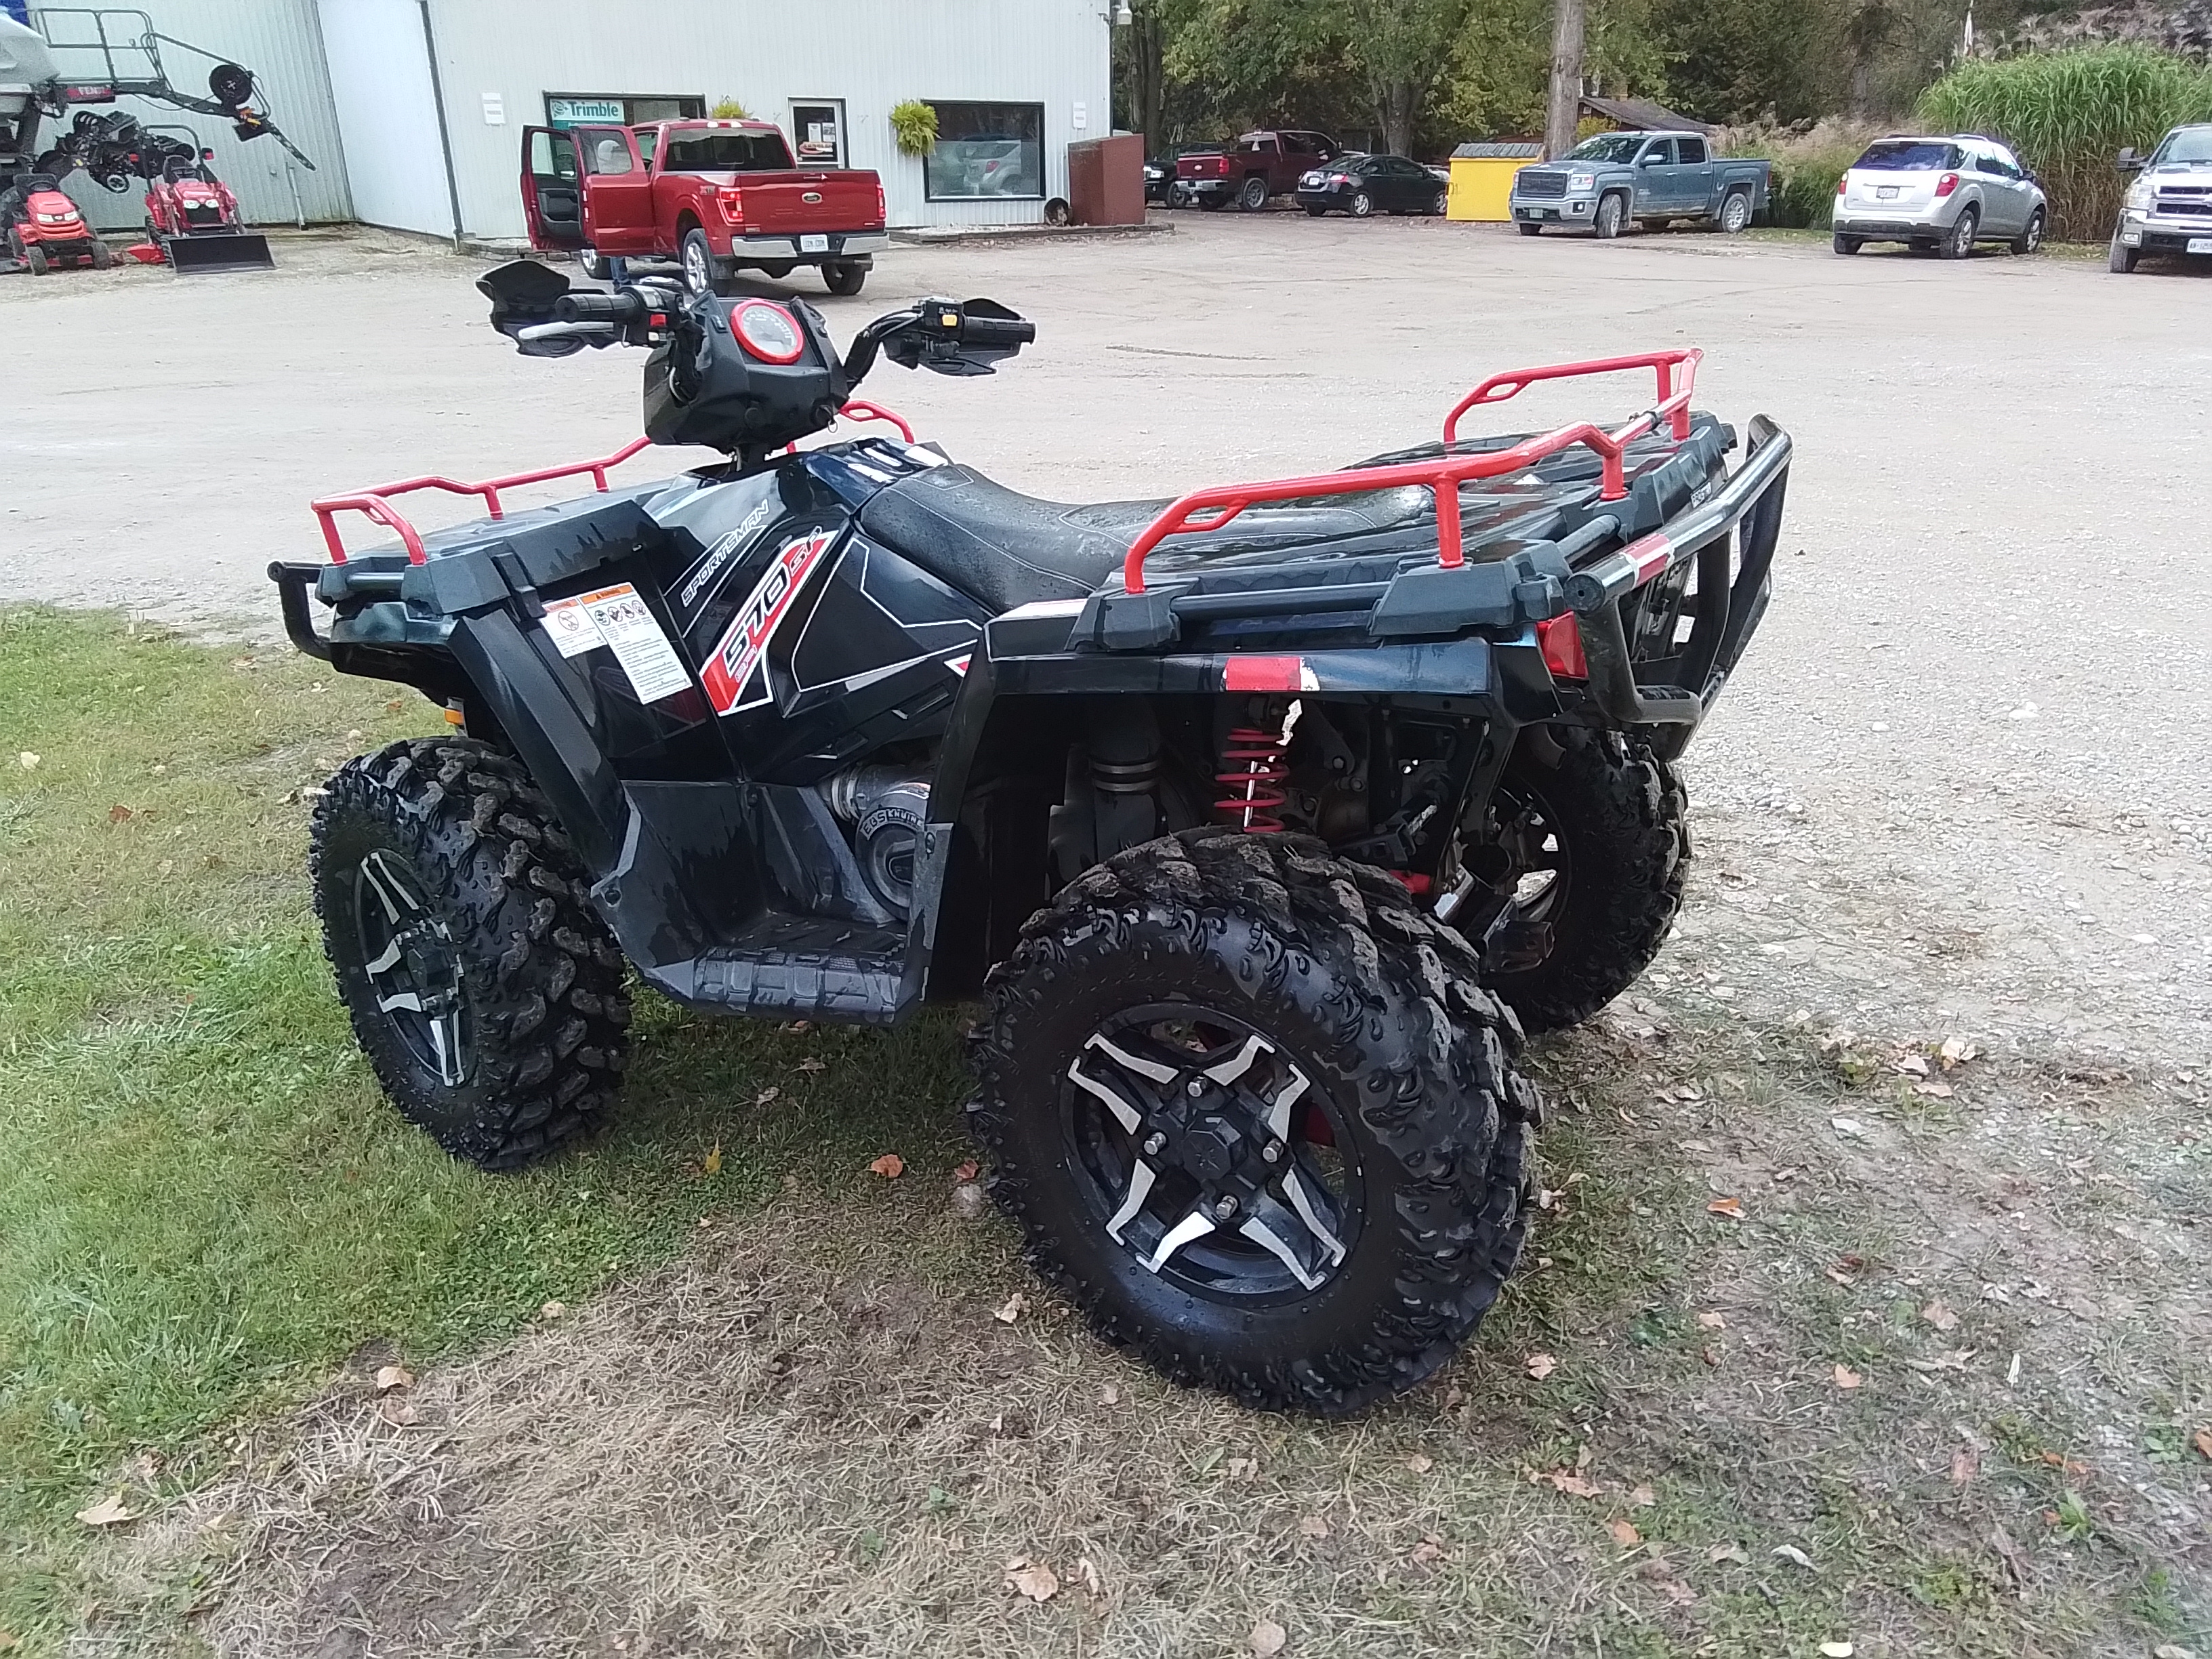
0 609 972 1648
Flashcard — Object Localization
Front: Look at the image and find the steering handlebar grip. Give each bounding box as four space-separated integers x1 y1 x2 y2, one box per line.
959 314 1036 348
555 289 649 324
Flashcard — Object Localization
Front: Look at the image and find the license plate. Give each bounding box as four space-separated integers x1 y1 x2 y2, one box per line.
2191 237 2212 255
1877 186 1899 200
799 233 828 253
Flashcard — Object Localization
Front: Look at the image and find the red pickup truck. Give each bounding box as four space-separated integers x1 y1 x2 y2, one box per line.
1176 129 1342 212
521 119 887 297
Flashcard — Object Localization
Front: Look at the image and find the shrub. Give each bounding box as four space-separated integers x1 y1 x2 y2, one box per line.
1721 117 1883 227
1918 44 2212 239
710 98 752 121
889 100 938 158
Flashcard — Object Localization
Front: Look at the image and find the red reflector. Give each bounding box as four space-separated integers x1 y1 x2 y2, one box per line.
649 312 666 327
1536 615 1587 680
1935 171 1959 197
1391 871 1433 896
1223 655 1308 692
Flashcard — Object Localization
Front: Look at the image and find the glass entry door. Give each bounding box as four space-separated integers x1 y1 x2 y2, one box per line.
790 100 845 167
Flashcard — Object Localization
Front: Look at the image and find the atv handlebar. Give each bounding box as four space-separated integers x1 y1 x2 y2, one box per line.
554 289 651 325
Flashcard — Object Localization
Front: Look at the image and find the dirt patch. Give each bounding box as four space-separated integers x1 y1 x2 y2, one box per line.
79 998 2212 1658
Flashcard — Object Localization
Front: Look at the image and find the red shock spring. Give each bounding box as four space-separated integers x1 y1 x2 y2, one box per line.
1216 727 1289 832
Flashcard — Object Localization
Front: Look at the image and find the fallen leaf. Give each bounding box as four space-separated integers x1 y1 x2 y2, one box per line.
1706 1196 1744 1218
1913 1079 1956 1099
1950 1448 1979 1488
1411 1533 1446 1565
953 1160 980 1183
75 1495 136 1528
1832 1364 1862 1389
1819 1643 1855 1658
1939 1036 1980 1069
868 1153 905 1179
994 1292 1029 1324
1896 1054 1931 1076
1228 1456 1258 1479
1249 1618 1288 1658
1525 1353 1557 1379
1825 1267 1858 1287
16 752 38 771
1100 1383 1119 1406
1538 1469 1602 1498
2192 1427 2212 1461
1076 1556 1104 1597
703 1142 722 1176
1708 1541 1748 1564
1298 1514 1330 1539
1407 1453 1434 1474
108 804 133 823
754 1086 780 1107
2152 1646 2196 1659
373 1364 413 1393
0 1625 18 1649
1771 1543 1819 1571
1005 1557 1059 1602
1608 1518 1642 1547
157 859 173 876
1629 1483 1656 1507
378 1397 419 1427
782 1019 813 1034
1989 1524 2028 1584
386 699 404 714
796 1057 827 1074
539 1299 567 1320
1695 1311 1725 1330
1830 1115 1866 1137
1921 1298 1959 1332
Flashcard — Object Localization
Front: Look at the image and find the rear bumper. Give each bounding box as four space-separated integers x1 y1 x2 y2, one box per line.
1181 178 1236 200
722 230 887 262
1832 201 1961 237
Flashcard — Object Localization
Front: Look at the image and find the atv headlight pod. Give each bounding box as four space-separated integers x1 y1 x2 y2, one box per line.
731 298 804 365
1568 171 1597 192
2123 176 2154 212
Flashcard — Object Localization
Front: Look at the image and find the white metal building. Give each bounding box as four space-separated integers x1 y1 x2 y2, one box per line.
26 0 1114 238
327 0 1115 238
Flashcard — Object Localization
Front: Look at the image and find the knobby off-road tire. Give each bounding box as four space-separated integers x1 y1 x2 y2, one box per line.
1479 728 1690 1035
311 739 631 1171
970 827 1540 1414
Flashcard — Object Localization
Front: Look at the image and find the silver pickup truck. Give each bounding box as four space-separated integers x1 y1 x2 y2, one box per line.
1511 131 1771 239
2110 123 2212 272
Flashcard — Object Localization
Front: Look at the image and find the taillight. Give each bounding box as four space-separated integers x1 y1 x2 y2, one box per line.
1536 615 1587 680
1836 173 1849 195
718 186 745 224
1935 171 1959 197
875 182 886 224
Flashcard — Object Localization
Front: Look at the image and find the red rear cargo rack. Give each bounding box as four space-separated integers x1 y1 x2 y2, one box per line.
1122 350 1702 596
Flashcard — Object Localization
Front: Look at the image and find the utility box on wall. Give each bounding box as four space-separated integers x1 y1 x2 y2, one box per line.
1066 132 1143 226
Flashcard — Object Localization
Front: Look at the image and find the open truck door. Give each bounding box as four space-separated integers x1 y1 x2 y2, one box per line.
571 124 657 256
521 125 583 249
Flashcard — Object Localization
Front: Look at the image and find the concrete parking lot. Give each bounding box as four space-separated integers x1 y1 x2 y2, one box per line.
6 211 2208 1061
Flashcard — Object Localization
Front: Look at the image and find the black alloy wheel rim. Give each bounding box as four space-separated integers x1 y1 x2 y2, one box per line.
352 849 471 1087
1060 1004 1360 1303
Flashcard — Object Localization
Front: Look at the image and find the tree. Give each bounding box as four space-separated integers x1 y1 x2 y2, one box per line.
1544 0 1586 156
1342 0 1472 155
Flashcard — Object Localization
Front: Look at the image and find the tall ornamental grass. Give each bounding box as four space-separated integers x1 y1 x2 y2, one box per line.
1918 44 2212 239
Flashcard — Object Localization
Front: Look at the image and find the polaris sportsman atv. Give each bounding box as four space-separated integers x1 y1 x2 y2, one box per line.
270 260 1793 1412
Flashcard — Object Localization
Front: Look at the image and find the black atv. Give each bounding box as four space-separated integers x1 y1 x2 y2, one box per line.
270 262 1793 1412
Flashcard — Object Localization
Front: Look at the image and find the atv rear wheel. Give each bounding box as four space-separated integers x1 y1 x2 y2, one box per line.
1463 727 1689 1034
970 827 1538 1414
311 738 631 1171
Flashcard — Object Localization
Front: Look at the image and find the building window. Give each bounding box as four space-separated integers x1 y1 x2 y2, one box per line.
545 94 704 130
923 101 1044 201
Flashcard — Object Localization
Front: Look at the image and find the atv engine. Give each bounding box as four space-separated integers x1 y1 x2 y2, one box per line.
825 764 931 919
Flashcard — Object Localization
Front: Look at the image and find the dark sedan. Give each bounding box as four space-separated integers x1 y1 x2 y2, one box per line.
1295 153 1447 218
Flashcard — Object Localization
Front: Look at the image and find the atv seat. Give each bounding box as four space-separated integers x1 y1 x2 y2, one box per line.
857 464 1438 615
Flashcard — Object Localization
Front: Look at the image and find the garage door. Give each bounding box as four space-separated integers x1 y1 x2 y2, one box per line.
316 0 449 236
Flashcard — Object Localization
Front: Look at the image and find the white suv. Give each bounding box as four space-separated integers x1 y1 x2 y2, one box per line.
1832 134 2048 259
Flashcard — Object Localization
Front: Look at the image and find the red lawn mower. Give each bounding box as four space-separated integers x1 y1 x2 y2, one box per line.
1 171 110 273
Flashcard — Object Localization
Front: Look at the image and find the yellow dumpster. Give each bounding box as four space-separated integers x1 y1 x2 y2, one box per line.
1448 142 1542 222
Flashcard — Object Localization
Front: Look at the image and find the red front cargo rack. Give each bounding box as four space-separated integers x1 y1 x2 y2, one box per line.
1122 350 1702 596
312 436 656 565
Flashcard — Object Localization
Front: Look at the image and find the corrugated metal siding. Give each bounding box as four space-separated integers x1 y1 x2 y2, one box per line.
34 0 351 230
415 0 1111 236
316 0 449 236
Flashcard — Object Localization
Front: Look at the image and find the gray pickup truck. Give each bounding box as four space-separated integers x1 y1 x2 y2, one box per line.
2110 123 2212 272
1511 131 1771 239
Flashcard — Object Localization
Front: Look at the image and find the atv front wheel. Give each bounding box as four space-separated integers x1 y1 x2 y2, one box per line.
311 739 630 1171
971 827 1538 1414
1463 727 1689 1034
